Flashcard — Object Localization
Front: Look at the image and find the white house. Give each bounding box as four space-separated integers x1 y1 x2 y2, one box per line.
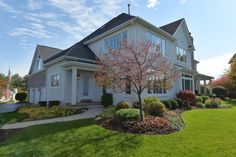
27 13 213 105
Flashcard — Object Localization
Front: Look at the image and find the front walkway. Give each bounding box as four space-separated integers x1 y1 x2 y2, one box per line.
1 106 104 129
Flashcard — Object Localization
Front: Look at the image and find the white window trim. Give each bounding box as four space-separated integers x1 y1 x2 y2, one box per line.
50 73 60 89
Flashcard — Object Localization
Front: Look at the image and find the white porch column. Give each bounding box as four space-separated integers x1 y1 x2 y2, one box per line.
71 67 77 105
203 80 207 95
209 79 213 94
198 80 201 95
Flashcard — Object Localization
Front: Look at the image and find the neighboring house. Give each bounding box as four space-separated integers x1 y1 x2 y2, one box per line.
0 89 17 101
27 13 213 105
229 53 236 64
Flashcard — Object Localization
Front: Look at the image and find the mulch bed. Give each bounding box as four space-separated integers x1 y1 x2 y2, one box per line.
0 128 23 143
97 110 185 135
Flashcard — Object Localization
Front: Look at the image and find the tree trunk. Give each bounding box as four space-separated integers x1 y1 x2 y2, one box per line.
138 93 144 121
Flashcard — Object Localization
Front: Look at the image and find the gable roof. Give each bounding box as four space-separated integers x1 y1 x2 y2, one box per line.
229 53 236 64
29 45 62 74
37 45 62 61
160 18 184 35
44 13 136 64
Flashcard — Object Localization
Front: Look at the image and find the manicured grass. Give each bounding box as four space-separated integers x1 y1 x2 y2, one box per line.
0 112 25 125
1 101 236 157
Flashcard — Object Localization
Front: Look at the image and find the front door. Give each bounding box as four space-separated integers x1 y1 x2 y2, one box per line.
82 75 90 99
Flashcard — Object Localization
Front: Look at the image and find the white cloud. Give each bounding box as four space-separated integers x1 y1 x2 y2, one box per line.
8 23 51 39
197 52 234 79
0 0 17 13
27 0 42 10
147 0 160 8
180 0 187 4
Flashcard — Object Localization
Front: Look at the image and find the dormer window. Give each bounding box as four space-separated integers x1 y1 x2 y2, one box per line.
104 31 127 51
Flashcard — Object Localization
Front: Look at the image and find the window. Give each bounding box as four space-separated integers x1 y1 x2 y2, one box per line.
36 56 43 71
182 74 193 91
176 47 187 63
51 74 59 87
146 32 166 55
148 77 167 94
104 31 127 51
83 76 89 96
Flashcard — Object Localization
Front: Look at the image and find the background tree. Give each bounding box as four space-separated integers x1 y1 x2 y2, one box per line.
0 73 7 97
95 41 177 120
227 58 236 98
10 74 28 92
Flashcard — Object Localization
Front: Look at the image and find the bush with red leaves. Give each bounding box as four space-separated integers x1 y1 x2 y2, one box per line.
122 116 169 134
176 90 196 107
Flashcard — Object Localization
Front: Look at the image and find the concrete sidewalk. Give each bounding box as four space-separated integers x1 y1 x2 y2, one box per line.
1 106 104 129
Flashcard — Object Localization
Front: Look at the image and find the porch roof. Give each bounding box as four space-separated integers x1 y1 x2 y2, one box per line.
194 73 214 80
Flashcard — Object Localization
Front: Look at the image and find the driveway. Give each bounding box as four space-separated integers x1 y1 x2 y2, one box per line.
0 103 25 113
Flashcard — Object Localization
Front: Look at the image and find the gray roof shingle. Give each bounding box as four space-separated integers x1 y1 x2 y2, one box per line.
160 18 184 35
45 13 136 64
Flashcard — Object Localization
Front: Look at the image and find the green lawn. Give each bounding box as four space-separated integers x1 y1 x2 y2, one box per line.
0 112 25 126
1 101 236 157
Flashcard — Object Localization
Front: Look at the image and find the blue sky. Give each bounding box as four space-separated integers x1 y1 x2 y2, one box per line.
0 0 235 78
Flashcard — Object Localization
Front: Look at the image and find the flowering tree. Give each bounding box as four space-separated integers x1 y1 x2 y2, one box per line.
95 41 177 120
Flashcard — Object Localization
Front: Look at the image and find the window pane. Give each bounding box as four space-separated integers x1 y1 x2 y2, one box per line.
185 80 191 90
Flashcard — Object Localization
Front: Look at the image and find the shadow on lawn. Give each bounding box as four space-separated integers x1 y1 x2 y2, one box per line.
1 119 142 157
223 100 236 106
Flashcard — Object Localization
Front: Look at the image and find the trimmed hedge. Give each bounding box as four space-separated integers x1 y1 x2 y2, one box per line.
144 97 160 104
15 92 27 102
169 100 178 109
101 93 113 107
200 95 210 103
161 100 172 110
212 86 228 98
175 98 183 108
116 109 140 120
144 101 166 117
205 98 221 108
195 96 203 103
116 101 131 110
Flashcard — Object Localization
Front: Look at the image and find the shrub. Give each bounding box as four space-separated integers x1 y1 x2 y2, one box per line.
101 93 113 107
169 100 178 109
176 90 196 106
15 92 27 102
205 98 221 108
48 101 60 107
161 100 172 109
116 101 131 110
175 98 183 108
17 106 77 120
212 86 228 98
196 102 205 108
116 109 140 120
195 96 203 103
200 95 210 103
144 101 166 117
144 97 160 104
99 106 116 119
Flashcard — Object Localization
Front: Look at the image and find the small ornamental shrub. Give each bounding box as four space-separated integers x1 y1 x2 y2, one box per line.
175 98 183 108
116 109 140 120
195 96 203 103
200 95 210 103
161 100 172 109
176 90 196 106
115 101 131 110
101 93 113 107
212 86 228 98
99 106 116 119
48 101 60 107
144 97 160 104
15 92 27 102
205 98 221 108
196 102 205 108
169 100 178 109
144 101 166 117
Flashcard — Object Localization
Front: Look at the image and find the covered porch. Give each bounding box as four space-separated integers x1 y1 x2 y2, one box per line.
63 61 101 105
194 73 214 95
